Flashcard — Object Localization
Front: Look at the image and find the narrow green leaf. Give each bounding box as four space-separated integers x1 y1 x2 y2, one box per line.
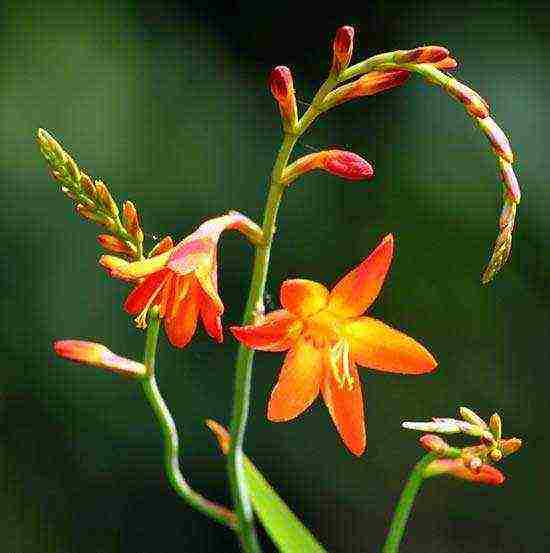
243 455 328 553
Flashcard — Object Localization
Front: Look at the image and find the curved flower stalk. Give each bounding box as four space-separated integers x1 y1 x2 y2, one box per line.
383 407 522 553
36 128 145 260
52 316 237 530
100 212 263 348
232 234 437 456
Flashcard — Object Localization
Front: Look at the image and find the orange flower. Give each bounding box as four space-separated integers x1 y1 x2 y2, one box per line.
231 235 437 456
101 211 263 349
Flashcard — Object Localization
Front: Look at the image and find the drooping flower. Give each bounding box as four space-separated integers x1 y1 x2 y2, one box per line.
231 235 437 456
100 211 263 348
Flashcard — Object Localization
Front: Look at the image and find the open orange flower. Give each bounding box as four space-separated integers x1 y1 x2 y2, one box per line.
100 211 263 348
231 235 437 456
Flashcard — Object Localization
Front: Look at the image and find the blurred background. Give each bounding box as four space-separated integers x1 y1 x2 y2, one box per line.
1 1 548 551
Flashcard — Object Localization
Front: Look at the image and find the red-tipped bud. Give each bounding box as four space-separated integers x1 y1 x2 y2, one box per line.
499 161 521 203
97 234 135 256
445 79 489 119
332 26 355 73
269 66 298 131
478 117 514 163
432 57 458 71
53 340 147 378
282 150 374 185
419 434 452 456
424 458 505 486
324 70 410 109
395 46 449 64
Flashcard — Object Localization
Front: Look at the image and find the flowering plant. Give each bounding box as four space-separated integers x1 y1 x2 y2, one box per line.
37 24 523 552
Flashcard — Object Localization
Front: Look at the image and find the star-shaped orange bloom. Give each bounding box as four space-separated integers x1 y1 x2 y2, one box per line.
231 235 437 456
100 211 262 349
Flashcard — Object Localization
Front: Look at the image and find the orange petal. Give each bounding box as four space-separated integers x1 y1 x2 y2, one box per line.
200 291 223 343
345 317 437 374
280 279 329 318
267 339 323 422
231 310 302 351
328 234 394 318
124 268 171 315
321 355 366 456
164 280 200 348
195 263 224 314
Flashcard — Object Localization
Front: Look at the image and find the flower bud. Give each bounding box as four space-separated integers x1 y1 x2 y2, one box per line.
123 200 144 243
395 46 449 64
419 434 452 455
95 180 119 218
80 173 97 197
500 437 522 457
269 66 298 131
477 117 514 163
424 458 505 485
499 161 521 203
99 255 136 281
459 406 488 429
282 150 374 185
433 57 458 71
76 203 107 225
54 340 147 378
445 79 489 119
205 419 231 455
148 235 174 258
324 70 410 109
332 26 354 73
490 413 502 441
97 234 135 256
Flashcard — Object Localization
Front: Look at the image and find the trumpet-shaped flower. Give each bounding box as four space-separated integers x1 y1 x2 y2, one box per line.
231 235 437 456
101 211 263 348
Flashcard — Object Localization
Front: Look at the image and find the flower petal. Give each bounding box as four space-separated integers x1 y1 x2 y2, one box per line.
280 279 329 318
195 262 224 314
231 310 302 352
109 250 172 280
267 339 323 422
328 234 393 318
345 317 437 374
321 356 366 456
200 292 223 343
164 279 200 348
124 268 171 315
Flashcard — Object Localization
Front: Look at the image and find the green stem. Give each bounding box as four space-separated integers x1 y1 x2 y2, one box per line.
141 308 237 529
227 69 351 552
382 453 437 553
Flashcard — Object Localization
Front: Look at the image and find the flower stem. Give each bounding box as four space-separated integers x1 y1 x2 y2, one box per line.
382 453 437 553
141 307 237 530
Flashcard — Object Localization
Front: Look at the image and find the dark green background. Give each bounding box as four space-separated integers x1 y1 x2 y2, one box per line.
2 1 548 551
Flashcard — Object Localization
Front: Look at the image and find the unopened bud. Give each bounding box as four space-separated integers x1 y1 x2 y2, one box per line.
332 26 354 73
499 160 521 203
65 154 81 184
205 419 231 455
433 57 458 71
324 69 410 109
148 235 174 258
477 117 514 163
402 420 461 434
53 340 147 378
395 45 449 64
123 200 143 239
76 204 107 225
269 66 298 131
419 434 452 456
459 406 488 429
37 128 64 162
99 255 134 281
282 150 374 185
489 448 503 462
424 458 505 486
499 198 517 230
500 437 522 457
445 79 489 119
97 234 135 256
490 413 502 441
80 173 97 197
95 180 119 218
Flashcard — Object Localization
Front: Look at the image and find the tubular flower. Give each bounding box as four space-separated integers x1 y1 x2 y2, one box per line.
231 235 437 456
100 211 263 348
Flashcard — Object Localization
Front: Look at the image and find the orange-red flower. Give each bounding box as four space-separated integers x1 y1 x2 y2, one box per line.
231 235 437 456
100 211 263 349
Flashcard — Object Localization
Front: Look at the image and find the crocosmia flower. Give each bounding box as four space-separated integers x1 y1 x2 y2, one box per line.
101 211 263 349
231 235 437 456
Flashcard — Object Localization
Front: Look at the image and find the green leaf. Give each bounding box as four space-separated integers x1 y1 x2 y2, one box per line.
243 455 328 553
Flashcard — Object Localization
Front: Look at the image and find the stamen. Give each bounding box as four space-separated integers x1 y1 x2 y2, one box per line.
330 340 354 390
133 273 171 329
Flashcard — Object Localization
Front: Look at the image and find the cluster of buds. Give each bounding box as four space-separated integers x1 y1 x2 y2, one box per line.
36 128 145 260
403 407 522 485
